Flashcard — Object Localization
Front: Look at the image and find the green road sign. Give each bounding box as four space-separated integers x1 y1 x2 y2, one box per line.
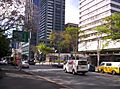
13 30 29 42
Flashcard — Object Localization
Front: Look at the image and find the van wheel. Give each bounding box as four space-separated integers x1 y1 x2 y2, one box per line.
72 69 76 75
65 68 67 73
112 71 116 75
82 72 85 75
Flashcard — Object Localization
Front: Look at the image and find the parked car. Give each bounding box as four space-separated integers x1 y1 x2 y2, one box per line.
0 58 8 65
63 57 88 75
97 62 120 75
28 59 35 65
21 60 29 68
88 64 95 72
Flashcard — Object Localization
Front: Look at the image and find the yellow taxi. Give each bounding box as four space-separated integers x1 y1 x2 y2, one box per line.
97 62 120 75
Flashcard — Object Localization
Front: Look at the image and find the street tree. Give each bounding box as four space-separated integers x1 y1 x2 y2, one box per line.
36 43 52 61
65 27 79 55
0 32 10 58
49 31 57 48
94 13 120 66
0 0 25 35
0 0 26 59
94 13 120 42
49 31 64 53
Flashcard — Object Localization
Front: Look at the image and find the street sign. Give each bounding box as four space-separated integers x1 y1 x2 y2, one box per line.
13 30 29 42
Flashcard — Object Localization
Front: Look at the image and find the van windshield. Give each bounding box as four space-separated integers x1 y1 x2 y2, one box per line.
78 61 87 65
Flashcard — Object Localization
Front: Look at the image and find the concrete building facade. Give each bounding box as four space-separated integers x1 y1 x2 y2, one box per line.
78 0 120 64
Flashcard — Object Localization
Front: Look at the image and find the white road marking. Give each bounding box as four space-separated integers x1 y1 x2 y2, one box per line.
26 69 63 72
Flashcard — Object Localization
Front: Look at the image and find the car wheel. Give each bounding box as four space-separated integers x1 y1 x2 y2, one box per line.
82 72 86 75
101 69 104 73
112 70 116 75
65 68 67 73
72 69 76 75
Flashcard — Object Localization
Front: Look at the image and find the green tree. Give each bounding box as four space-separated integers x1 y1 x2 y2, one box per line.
36 43 52 54
60 32 71 52
49 31 57 48
65 27 80 54
94 13 120 66
94 13 120 41
36 43 52 61
0 0 24 34
49 31 64 53
0 33 10 58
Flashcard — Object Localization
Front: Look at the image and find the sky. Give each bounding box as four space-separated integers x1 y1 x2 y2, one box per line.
65 0 79 24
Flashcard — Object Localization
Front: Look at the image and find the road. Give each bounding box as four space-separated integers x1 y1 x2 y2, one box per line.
0 65 66 89
24 65 120 89
1 64 120 89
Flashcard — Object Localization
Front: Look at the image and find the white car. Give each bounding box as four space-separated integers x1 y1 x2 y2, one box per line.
63 58 88 75
21 60 29 68
0 59 8 64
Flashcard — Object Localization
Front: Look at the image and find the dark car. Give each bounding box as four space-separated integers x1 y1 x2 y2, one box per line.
28 60 35 65
88 64 95 72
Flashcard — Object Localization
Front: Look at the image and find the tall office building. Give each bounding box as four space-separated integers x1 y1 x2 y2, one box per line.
78 0 120 62
38 0 65 45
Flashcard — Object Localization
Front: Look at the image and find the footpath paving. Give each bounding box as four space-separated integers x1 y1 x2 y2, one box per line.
0 65 69 89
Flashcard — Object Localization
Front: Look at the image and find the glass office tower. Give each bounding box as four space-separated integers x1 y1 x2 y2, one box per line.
38 0 65 45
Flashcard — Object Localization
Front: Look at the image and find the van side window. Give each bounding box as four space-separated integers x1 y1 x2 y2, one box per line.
106 63 112 66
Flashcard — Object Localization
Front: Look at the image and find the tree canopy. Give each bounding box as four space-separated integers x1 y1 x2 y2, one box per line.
0 0 25 35
0 33 10 58
36 43 52 54
94 13 120 41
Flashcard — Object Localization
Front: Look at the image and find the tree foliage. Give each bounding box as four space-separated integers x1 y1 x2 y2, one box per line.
36 43 52 54
65 27 80 52
0 0 25 58
0 33 10 58
49 27 82 53
94 13 120 41
49 31 72 53
0 0 25 34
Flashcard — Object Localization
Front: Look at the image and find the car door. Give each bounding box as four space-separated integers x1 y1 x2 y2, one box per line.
105 63 112 73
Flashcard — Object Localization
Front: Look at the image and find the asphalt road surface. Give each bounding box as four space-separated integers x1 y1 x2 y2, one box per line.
0 72 66 89
1 64 120 89
24 65 120 89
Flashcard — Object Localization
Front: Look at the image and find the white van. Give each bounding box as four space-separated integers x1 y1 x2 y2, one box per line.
63 57 88 75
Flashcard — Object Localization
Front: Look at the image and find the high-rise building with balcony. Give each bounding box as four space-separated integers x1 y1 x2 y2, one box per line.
78 0 120 63
38 0 65 46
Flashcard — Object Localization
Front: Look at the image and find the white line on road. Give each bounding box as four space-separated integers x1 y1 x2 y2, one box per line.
26 69 63 72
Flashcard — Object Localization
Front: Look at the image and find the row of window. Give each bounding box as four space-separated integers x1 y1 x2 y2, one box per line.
80 10 110 26
80 2 109 19
112 0 120 3
111 3 120 9
80 0 108 12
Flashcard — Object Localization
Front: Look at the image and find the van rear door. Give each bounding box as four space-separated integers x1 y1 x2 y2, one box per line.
78 61 88 71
